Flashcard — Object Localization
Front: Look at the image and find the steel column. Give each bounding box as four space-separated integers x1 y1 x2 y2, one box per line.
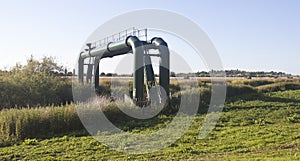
151 37 170 98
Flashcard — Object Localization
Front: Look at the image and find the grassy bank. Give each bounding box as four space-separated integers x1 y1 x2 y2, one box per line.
0 89 299 160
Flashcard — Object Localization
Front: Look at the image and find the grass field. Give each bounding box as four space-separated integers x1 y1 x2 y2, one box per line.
1 89 299 160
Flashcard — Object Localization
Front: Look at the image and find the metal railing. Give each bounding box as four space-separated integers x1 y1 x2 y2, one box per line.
91 27 147 48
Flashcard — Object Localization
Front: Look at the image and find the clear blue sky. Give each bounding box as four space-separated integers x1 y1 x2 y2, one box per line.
0 0 299 75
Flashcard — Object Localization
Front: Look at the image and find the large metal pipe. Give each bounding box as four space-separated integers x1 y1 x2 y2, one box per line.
151 37 170 98
79 36 145 102
127 36 145 102
80 38 131 59
78 56 84 83
94 57 100 89
144 54 155 83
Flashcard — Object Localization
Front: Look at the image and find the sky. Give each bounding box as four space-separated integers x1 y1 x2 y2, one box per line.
0 0 299 75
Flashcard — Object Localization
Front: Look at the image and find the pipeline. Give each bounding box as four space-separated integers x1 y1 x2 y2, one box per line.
79 36 146 102
151 37 170 98
78 34 170 105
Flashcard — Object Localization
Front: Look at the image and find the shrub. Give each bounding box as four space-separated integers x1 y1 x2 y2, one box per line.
0 56 73 109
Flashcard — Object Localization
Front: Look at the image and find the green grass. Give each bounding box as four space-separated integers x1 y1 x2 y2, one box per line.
0 118 299 160
0 90 300 160
0 104 84 146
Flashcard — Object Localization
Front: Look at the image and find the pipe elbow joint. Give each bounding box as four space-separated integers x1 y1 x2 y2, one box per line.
126 36 141 47
151 37 168 47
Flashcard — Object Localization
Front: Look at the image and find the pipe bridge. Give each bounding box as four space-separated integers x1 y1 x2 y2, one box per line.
78 28 170 106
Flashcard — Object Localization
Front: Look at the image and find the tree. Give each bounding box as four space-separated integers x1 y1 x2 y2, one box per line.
0 56 72 108
171 71 176 77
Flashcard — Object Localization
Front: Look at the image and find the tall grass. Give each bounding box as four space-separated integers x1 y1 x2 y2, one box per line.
230 79 275 87
256 82 300 93
0 104 83 146
1 78 300 147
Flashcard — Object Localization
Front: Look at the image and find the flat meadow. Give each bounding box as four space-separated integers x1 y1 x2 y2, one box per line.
1 75 300 160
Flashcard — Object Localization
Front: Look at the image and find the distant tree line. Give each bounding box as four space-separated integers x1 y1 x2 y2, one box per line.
93 70 296 78
174 69 295 78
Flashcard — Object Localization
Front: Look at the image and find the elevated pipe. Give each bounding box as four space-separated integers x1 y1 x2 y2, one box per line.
78 53 84 83
127 36 145 102
151 37 170 98
79 36 145 102
80 37 132 59
94 57 100 89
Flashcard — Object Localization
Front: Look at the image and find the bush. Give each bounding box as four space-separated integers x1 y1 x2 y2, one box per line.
0 56 73 109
